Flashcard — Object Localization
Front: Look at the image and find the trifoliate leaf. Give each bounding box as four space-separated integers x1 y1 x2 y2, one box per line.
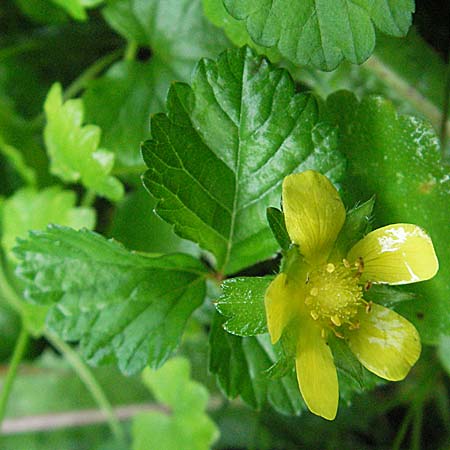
1 187 95 258
133 358 219 450
14 226 207 374
44 83 124 201
142 46 345 274
216 276 271 336
223 0 415 70
325 91 450 344
266 207 290 251
209 313 304 415
85 0 229 167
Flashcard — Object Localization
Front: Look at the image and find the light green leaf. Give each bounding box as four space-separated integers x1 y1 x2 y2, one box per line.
133 357 219 450
84 0 229 167
142 46 345 274
44 83 124 201
50 0 87 20
0 137 36 187
1 186 95 258
209 313 304 415
325 91 450 344
0 186 94 336
223 0 415 70
14 226 207 373
216 276 271 336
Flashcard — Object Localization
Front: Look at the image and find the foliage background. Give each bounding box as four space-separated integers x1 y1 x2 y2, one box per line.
0 0 449 449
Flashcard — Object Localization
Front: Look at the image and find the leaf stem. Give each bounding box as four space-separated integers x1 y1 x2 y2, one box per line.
0 327 30 429
363 55 450 143
124 41 138 62
0 260 23 313
440 59 450 160
81 189 96 208
29 49 122 131
45 332 126 445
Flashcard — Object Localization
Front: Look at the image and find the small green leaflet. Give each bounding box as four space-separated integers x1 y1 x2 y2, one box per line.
44 83 124 201
133 358 219 450
209 313 304 415
142 46 344 274
266 207 290 251
14 226 207 374
85 0 229 168
325 91 450 344
216 276 270 336
50 0 102 21
331 196 374 260
222 0 415 70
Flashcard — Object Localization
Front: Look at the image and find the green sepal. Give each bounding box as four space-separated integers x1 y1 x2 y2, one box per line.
266 207 290 252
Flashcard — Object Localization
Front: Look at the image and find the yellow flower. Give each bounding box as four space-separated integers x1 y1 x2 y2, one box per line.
265 171 439 420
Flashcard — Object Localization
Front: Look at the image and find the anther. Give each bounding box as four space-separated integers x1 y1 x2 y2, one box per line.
364 281 372 291
331 315 342 327
365 301 373 313
310 310 319 320
343 258 351 268
321 328 326 339
310 287 319 296
326 263 335 273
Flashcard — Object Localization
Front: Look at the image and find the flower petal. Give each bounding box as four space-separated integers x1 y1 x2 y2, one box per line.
283 171 345 265
346 303 421 381
347 224 438 285
296 319 338 420
265 273 298 344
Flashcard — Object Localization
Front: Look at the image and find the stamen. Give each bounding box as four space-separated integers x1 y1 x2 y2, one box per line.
326 263 335 273
364 281 372 291
310 287 318 296
310 310 319 320
365 301 373 313
331 315 342 326
343 258 351 268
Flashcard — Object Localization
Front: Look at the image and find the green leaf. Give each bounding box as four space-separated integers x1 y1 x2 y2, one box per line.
266 207 290 251
1 187 95 258
437 335 450 376
14 226 207 374
209 313 304 415
133 357 219 450
364 284 416 307
85 0 229 167
295 29 450 144
216 276 271 336
0 137 36 187
325 91 450 344
108 187 200 256
223 0 415 70
44 83 124 201
50 0 88 21
142 46 345 274
203 0 281 61
332 196 375 259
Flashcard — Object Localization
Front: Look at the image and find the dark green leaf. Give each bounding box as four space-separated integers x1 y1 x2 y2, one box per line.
209 313 304 415
14 226 207 373
223 0 414 70
266 207 290 251
364 284 416 307
142 46 345 274
216 276 271 336
325 91 450 344
332 197 375 259
133 358 219 450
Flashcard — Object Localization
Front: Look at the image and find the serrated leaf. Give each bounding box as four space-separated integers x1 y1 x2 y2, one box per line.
209 313 304 415
133 357 219 450
1 187 95 258
266 207 290 251
14 226 207 373
0 187 95 336
142 46 345 274
216 276 271 336
325 91 450 344
223 0 415 70
203 0 281 61
44 83 124 201
85 0 229 167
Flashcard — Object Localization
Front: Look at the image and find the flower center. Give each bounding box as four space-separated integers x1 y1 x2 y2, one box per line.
304 261 364 328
